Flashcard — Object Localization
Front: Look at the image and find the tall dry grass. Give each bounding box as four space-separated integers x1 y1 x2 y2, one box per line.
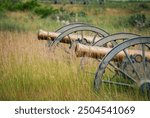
0 31 148 101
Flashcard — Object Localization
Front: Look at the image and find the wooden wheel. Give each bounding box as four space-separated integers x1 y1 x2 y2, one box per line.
94 37 150 97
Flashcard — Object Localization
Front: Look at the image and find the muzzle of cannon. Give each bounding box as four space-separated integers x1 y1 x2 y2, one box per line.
75 43 150 61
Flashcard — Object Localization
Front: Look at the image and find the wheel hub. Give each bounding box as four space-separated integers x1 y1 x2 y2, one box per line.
120 54 150 84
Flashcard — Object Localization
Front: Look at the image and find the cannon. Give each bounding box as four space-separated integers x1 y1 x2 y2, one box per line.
38 29 106 44
37 23 150 97
38 23 109 46
75 38 150 97
75 43 150 61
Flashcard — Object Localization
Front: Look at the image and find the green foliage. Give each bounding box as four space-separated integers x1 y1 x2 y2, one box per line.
34 7 58 18
0 0 39 11
77 11 87 17
0 0 15 11
0 4 5 12
0 0 58 18
15 0 39 11
128 14 149 28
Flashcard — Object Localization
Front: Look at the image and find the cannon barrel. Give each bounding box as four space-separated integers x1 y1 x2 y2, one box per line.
38 29 101 44
75 43 150 61
38 29 75 43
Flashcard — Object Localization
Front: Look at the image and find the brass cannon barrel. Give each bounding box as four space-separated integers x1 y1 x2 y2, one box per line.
75 43 150 61
38 29 101 44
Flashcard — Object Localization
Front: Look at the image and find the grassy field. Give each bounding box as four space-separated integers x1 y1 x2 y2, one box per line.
0 1 150 100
